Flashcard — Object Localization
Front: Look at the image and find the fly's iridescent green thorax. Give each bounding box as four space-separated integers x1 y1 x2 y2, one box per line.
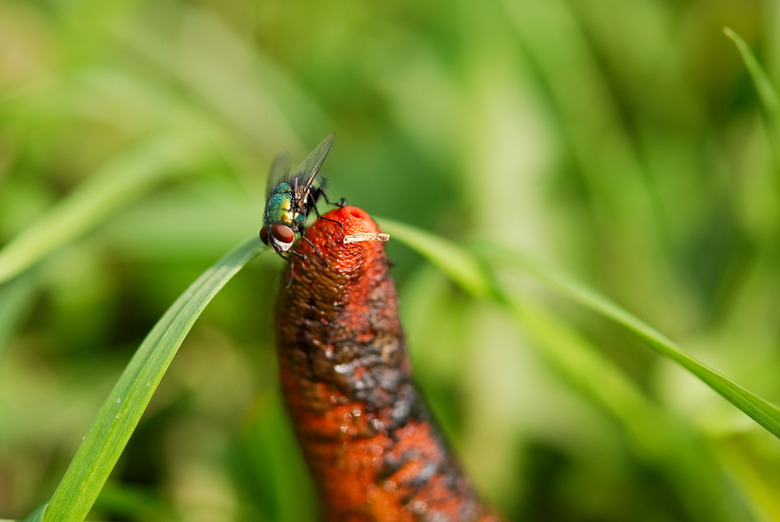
259 134 341 258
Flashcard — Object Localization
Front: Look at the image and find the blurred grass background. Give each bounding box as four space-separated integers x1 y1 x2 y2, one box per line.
1 0 779 520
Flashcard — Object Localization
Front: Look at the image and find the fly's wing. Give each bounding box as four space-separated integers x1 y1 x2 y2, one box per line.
265 151 292 197
289 133 335 200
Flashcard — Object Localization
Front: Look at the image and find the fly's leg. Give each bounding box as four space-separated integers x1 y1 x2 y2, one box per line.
320 189 347 208
300 234 329 265
284 254 296 288
322 192 347 208
294 223 329 265
285 242 326 288
309 191 344 228
313 206 344 228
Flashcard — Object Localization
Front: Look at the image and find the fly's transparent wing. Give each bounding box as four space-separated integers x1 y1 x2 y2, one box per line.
290 133 335 197
265 151 292 196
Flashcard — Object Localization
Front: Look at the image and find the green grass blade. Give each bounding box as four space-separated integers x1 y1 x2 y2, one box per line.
724 27 780 120
22 505 45 522
38 236 264 522
724 26 780 174
0 132 211 286
377 218 491 298
506 253 780 439
385 220 780 439
502 296 739 521
0 277 37 364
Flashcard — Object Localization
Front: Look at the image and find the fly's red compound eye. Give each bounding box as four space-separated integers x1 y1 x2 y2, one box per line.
270 224 295 245
259 226 269 245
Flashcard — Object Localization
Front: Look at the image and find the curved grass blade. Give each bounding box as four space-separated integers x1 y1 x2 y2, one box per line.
383 219 780 439
0 132 211 286
724 28 779 120
504 251 780 439
503 297 741 521
377 218 491 298
22 505 45 522
724 27 780 171
34 236 264 522
383 218 673 446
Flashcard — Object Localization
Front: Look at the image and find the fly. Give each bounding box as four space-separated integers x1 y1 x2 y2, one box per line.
260 133 344 261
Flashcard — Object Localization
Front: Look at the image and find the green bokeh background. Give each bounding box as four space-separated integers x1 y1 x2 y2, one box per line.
1 0 779 520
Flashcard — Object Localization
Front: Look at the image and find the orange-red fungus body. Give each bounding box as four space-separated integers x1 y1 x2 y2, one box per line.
273 206 499 522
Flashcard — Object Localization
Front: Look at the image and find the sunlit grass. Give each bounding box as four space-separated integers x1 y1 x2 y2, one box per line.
2 1 779 521
39 237 262 522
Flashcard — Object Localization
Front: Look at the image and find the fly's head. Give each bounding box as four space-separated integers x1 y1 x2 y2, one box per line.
260 223 296 255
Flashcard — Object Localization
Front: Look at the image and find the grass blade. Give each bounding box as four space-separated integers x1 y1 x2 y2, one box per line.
377 218 491 298
384 219 780 439
0 132 211 286
502 298 740 521
724 27 780 120
0 277 37 364
507 252 780 439
36 236 264 522
724 27 780 173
